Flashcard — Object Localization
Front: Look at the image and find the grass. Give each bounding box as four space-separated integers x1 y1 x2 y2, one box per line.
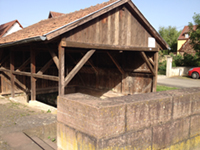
157 85 178 92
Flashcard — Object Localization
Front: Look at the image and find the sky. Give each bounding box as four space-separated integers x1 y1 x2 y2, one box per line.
0 0 200 32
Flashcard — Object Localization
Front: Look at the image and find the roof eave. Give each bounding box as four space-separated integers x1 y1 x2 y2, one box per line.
0 36 46 49
127 0 169 50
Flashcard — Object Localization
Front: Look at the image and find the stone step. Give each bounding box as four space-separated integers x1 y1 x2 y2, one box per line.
31 136 55 150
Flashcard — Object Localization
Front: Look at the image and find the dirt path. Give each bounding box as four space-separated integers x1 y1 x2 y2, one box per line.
0 98 56 150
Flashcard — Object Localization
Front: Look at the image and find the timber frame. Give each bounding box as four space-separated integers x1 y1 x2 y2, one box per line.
0 0 168 101
0 41 159 100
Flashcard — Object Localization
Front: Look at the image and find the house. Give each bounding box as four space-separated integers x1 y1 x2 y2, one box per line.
0 20 23 38
48 11 65 18
177 25 197 55
0 0 169 102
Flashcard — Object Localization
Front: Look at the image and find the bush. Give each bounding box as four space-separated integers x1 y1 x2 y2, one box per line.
171 53 200 67
158 60 166 75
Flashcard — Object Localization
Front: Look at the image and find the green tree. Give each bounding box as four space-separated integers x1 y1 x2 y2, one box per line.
159 26 181 52
189 13 200 57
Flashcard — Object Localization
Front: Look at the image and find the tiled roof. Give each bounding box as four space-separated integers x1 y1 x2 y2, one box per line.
178 25 197 40
48 11 65 18
0 0 117 44
0 20 23 38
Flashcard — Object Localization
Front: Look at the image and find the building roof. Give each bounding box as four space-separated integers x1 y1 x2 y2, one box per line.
48 11 65 18
178 39 196 55
178 25 197 40
0 20 23 38
0 0 169 50
0 0 117 44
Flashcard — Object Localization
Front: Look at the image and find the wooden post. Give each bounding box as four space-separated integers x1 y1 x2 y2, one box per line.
31 49 36 100
10 50 15 98
152 51 158 92
58 42 65 96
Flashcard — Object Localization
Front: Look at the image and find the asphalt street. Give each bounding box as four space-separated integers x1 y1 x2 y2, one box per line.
157 76 200 88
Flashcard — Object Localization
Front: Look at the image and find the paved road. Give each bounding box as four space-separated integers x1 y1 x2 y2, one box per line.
157 76 200 88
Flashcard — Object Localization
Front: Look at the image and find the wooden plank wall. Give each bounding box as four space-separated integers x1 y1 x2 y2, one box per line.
65 5 159 48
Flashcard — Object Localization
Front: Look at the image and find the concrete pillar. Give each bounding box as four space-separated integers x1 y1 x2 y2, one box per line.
166 56 172 77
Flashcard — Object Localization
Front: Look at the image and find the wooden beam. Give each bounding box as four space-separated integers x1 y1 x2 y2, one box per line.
37 59 53 75
107 52 125 75
148 56 155 66
10 51 15 97
67 53 85 86
81 53 98 74
48 48 59 69
152 52 158 92
58 43 65 95
16 58 30 72
0 68 59 81
0 67 27 92
140 52 155 76
141 82 152 93
31 49 36 100
61 41 159 52
64 50 95 87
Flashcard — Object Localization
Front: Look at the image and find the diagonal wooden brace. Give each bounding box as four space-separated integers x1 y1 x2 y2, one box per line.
64 50 96 87
140 52 155 76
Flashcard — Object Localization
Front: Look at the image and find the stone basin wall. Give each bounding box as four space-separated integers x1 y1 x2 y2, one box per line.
57 87 200 150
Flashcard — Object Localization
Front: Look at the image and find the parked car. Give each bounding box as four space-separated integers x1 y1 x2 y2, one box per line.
188 67 200 79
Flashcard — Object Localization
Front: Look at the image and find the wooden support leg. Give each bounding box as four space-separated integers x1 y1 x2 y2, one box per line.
10 50 15 98
31 49 36 100
152 51 158 92
58 43 65 96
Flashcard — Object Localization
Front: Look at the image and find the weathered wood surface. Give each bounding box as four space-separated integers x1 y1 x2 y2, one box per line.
152 52 158 92
62 41 158 52
62 6 162 49
140 52 155 76
64 50 96 87
37 59 53 75
48 48 59 69
31 49 36 100
107 52 124 74
10 51 15 97
58 43 65 95
46 0 128 40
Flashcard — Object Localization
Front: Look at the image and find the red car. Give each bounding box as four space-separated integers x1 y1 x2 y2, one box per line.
188 67 200 79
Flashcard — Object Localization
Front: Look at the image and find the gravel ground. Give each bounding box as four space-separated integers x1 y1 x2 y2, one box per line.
0 97 56 150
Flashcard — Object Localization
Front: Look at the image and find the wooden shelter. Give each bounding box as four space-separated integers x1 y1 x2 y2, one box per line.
0 0 169 101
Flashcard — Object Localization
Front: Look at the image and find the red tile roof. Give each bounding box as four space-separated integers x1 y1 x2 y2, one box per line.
48 11 65 18
0 20 23 38
178 25 197 40
0 0 117 44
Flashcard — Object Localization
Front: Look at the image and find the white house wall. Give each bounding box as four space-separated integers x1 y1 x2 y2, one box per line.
3 22 22 37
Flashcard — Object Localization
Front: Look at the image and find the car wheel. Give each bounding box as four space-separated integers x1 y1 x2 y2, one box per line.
191 72 199 79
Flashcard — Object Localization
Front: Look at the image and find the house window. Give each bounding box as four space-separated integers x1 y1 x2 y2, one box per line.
185 34 189 38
